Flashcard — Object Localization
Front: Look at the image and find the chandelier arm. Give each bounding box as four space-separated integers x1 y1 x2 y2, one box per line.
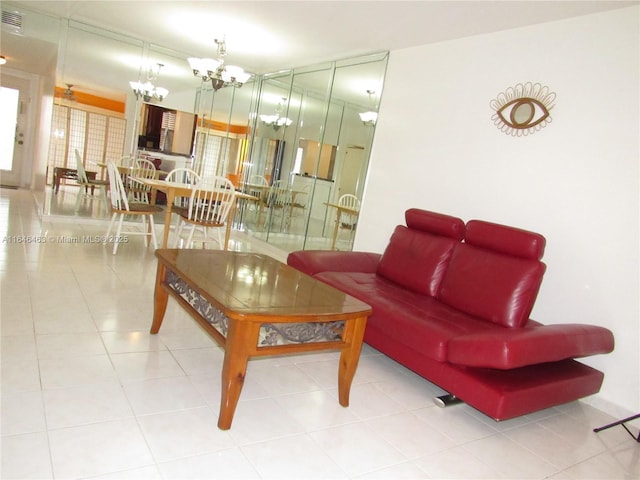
191 39 251 90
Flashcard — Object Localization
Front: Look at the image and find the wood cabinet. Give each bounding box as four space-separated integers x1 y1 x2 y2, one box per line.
139 104 196 156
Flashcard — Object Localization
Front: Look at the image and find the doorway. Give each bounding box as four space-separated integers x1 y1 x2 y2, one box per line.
337 145 365 197
0 73 31 187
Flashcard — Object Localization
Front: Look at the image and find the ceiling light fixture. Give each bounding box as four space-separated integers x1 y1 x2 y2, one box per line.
188 38 251 91
63 84 76 101
0 55 7 65
359 90 378 126
260 97 293 130
130 63 169 102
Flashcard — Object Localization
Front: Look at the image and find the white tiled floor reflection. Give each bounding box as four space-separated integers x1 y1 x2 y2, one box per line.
1 187 639 479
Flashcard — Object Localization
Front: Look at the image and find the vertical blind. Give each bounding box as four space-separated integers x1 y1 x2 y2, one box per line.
193 130 231 179
46 104 126 182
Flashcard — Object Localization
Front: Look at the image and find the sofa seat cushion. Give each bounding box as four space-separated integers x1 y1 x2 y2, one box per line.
447 323 615 369
315 272 498 361
287 250 381 276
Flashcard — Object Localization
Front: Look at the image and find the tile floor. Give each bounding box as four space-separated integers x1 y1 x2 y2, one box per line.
1 187 639 479
40 182 354 253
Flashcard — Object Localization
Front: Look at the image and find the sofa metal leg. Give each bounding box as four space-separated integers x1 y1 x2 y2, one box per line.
434 393 463 408
593 413 640 442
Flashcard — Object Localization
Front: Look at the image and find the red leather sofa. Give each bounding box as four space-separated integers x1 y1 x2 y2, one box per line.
287 209 615 420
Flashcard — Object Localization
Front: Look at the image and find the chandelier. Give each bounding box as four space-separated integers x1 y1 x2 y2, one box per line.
260 98 293 130
130 63 169 102
359 90 378 126
188 38 251 91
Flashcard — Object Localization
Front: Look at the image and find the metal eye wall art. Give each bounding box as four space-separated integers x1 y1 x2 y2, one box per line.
490 82 556 137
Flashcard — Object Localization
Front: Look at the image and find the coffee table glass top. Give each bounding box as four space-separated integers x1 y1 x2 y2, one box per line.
156 249 371 318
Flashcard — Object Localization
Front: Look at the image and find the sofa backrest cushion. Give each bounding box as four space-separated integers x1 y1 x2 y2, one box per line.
465 220 546 260
438 221 546 328
377 209 465 297
405 209 465 241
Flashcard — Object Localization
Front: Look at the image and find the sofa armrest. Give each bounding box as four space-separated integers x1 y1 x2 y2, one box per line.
287 250 381 276
447 324 614 370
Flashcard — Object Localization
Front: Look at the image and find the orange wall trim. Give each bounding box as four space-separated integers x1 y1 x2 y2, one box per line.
199 117 248 135
54 87 126 114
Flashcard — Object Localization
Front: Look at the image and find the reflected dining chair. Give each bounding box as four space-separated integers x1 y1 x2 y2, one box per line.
289 183 311 229
74 149 109 214
258 180 292 231
247 175 269 199
172 176 236 249
250 175 269 186
244 175 269 218
337 193 361 247
104 161 163 255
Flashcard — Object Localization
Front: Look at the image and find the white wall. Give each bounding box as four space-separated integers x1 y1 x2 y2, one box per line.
357 7 639 417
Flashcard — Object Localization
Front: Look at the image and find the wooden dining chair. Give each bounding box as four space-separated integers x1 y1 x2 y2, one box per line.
73 149 109 214
104 161 163 254
164 167 201 232
127 158 157 204
118 155 134 168
164 168 201 207
172 176 236 249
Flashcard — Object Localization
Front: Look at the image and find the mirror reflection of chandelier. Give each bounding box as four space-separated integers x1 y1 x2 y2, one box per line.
130 63 169 102
359 89 378 126
188 38 251 91
260 98 293 130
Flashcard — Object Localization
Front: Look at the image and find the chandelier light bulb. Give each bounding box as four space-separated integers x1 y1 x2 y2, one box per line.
359 111 378 125
154 87 169 101
260 98 293 130
129 80 169 102
359 90 378 126
188 39 251 90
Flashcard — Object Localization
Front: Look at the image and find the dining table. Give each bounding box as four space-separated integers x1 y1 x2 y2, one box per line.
240 183 306 204
130 177 259 249
242 183 306 229
325 202 360 250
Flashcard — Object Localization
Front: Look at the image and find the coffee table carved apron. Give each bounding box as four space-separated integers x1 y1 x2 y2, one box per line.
151 250 372 430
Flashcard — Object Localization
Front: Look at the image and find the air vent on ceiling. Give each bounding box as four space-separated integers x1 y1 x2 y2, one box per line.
2 9 25 35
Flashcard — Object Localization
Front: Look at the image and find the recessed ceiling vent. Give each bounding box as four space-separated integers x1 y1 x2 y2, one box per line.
1 9 25 35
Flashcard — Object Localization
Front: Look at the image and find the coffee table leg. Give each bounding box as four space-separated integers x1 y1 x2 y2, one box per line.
338 315 368 407
218 319 258 430
150 263 168 334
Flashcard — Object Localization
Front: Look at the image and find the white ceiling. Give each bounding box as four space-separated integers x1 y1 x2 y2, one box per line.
2 1 637 103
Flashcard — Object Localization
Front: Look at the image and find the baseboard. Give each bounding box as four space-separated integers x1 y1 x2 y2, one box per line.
583 395 640 426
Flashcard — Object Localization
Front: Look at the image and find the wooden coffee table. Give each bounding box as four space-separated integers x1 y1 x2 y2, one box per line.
151 249 372 430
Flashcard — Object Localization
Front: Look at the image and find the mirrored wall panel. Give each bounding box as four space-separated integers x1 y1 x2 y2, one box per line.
240 53 388 252
39 7 387 253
